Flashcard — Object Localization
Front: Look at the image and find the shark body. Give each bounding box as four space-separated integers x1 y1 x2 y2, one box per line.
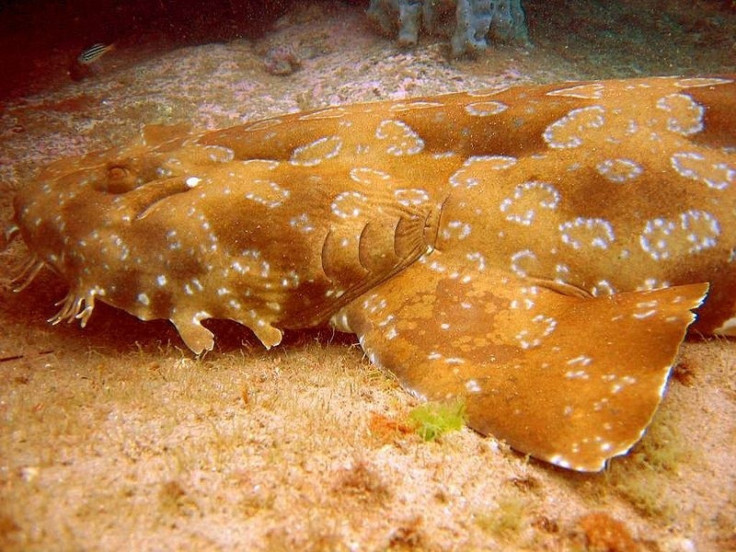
9 75 736 470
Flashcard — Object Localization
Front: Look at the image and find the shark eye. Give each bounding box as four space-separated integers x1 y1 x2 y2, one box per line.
108 166 127 179
103 164 137 193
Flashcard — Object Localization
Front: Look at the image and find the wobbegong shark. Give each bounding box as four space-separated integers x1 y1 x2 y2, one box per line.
7 75 735 471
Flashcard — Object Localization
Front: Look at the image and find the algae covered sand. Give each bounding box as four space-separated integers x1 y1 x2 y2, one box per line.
1 1 735 550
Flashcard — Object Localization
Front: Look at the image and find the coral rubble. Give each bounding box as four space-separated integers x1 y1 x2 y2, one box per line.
367 0 529 56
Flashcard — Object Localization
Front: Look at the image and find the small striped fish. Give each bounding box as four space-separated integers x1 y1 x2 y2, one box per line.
77 43 114 65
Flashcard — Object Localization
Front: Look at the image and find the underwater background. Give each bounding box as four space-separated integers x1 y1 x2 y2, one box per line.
0 1 734 550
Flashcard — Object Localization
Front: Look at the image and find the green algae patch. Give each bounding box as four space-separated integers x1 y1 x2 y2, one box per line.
409 400 467 442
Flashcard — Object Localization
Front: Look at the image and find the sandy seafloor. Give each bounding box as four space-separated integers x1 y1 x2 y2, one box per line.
1 1 735 550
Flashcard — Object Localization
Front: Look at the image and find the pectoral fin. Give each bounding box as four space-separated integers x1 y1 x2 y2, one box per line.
336 252 707 471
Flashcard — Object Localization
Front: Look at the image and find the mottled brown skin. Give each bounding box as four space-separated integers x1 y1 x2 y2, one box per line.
9 76 736 471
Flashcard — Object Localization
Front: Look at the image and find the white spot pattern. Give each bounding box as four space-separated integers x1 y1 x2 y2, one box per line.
543 106 605 149
375 120 424 156
204 145 235 163
499 181 561 226
567 355 593 366
464 100 508 116
427 351 466 365
244 118 282 131
449 155 517 188
636 278 670 291
681 210 721 254
244 180 290 208
242 159 280 170
350 167 391 185
466 86 511 97
465 379 481 393
441 220 472 241
394 188 430 206
510 250 537 277
298 107 348 120
516 314 557 350
331 191 368 219
590 280 615 297
290 136 343 166
389 101 443 112
674 77 734 88
639 209 720 260
546 83 604 99
509 285 538 311
656 93 704 136
671 152 734 190
596 158 643 183
560 218 615 250
231 250 270 279
555 263 570 284
290 213 315 233
466 252 486 272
